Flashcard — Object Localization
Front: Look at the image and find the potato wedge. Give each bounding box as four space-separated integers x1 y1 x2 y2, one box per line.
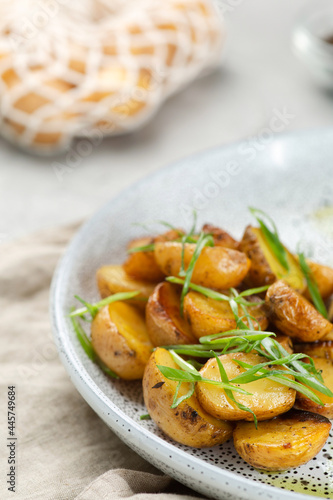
91 302 153 380
266 280 333 342
295 357 333 418
233 409 331 471
239 226 305 292
294 341 333 361
304 260 333 301
96 265 155 309
196 353 295 421
183 291 268 339
202 224 239 249
123 229 183 282
154 242 250 289
143 348 233 447
146 282 196 346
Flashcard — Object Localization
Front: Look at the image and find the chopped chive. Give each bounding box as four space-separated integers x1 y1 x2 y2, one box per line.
140 414 151 420
69 291 140 320
128 243 155 253
70 313 119 379
298 252 328 319
249 207 289 271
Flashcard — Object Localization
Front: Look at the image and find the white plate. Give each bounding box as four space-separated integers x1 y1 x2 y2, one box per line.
51 128 333 500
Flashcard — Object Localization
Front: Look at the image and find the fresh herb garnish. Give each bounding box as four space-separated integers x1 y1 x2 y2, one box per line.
298 252 328 319
249 207 290 271
157 331 333 426
167 276 268 325
70 313 119 379
179 232 215 315
69 291 140 320
128 243 156 254
140 413 151 420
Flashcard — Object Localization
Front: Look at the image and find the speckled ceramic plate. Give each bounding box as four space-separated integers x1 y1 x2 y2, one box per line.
51 128 333 500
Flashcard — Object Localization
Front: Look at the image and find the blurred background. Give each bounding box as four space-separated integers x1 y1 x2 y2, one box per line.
1 0 333 243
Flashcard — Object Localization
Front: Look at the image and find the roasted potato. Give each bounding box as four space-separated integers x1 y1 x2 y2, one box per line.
123 229 183 282
146 282 196 346
304 260 333 301
143 348 233 447
183 291 268 339
294 341 333 361
239 226 305 292
233 409 331 471
266 280 333 342
295 357 333 418
196 353 295 422
274 334 293 354
96 265 155 309
154 242 250 289
123 236 164 282
202 224 239 249
91 302 153 380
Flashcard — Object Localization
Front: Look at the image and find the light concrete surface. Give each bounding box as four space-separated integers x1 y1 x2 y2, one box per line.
1 0 332 242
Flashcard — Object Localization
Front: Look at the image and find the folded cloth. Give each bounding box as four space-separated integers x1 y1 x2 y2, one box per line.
0 224 207 500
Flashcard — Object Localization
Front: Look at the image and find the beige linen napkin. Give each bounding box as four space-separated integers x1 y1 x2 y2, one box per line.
0 225 207 500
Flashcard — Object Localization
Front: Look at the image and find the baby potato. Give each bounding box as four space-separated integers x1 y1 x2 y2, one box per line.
202 224 239 249
123 236 164 282
196 353 295 422
183 291 268 339
233 409 331 471
146 282 196 346
294 341 333 361
239 226 306 292
91 301 153 380
123 229 183 282
143 348 233 447
275 334 293 354
266 280 333 342
154 242 250 289
96 265 155 309
304 260 333 301
295 357 333 418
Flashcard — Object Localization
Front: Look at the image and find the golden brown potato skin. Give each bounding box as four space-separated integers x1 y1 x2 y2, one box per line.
266 280 333 342
202 224 239 250
305 260 333 300
183 291 268 339
91 302 153 380
294 357 333 419
233 409 331 471
123 236 165 282
123 229 183 282
196 353 295 422
146 282 196 346
154 242 250 290
294 341 333 361
239 226 305 292
143 348 234 448
96 265 155 309
239 225 275 286
275 334 293 354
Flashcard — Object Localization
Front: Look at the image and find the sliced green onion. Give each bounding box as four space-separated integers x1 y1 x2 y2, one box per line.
298 252 328 319
249 207 289 271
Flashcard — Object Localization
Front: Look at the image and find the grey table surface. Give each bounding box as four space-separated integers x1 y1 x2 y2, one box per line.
1 0 332 243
